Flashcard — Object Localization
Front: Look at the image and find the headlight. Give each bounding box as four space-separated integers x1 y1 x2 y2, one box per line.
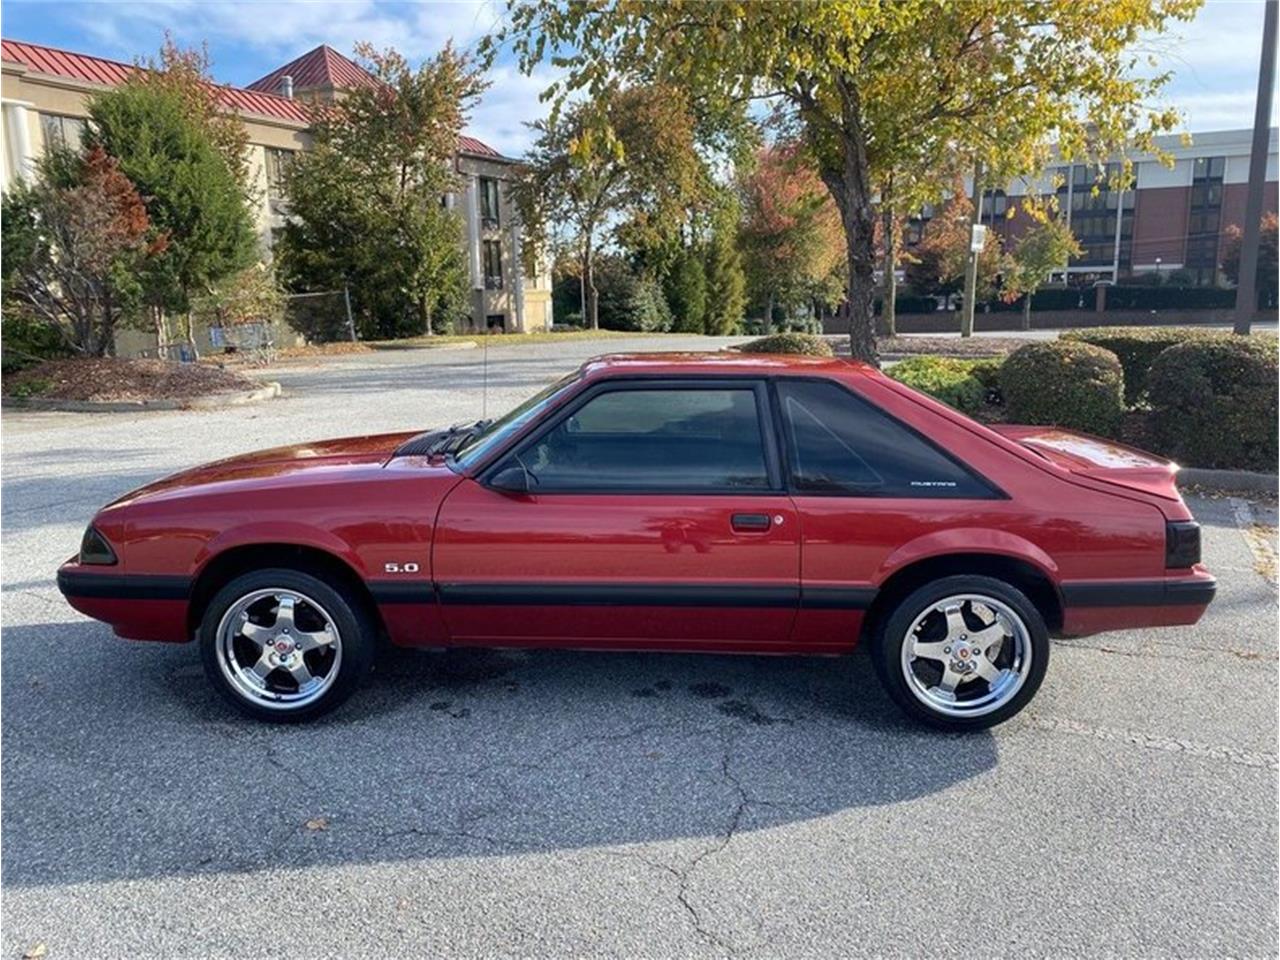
79 525 118 565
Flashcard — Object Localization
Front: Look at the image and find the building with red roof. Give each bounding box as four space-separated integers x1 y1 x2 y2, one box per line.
1 37 550 347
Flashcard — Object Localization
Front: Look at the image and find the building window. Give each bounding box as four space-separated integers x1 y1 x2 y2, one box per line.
1068 163 1129 268
483 239 504 289
39 113 87 153
480 177 500 228
1185 156 1226 286
486 313 507 332
981 189 1007 225
265 147 294 206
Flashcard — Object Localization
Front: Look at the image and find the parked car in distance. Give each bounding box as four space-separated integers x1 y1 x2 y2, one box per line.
58 353 1215 729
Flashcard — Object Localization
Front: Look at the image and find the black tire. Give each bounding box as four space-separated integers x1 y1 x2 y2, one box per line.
199 567 375 723
870 574 1049 731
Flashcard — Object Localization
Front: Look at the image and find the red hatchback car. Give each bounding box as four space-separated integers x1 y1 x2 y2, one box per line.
58 353 1214 728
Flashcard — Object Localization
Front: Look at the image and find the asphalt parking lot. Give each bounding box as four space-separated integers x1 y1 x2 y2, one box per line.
3 333 1277 958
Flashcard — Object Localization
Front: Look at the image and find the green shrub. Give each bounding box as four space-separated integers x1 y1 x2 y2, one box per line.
1147 337 1279 471
1062 326 1222 403
738 332 834 357
888 356 995 412
1 310 70 374
1103 285 1235 311
1000 341 1125 436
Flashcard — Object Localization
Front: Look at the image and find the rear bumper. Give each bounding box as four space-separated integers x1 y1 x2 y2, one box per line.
57 559 191 642
1059 572 1216 637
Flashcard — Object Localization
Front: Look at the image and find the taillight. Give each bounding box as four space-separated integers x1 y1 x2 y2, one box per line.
79 525 118 565
1165 521 1201 568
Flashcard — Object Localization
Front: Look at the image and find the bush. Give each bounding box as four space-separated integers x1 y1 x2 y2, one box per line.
1147 337 1279 471
887 356 994 412
738 332 834 356
596 258 673 332
1104 285 1235 311
1062 326 1222 404
1 310 70 374
999 341 1125 436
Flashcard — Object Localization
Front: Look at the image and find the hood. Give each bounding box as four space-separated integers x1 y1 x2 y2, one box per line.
992 425 1180 501
107 431 425 508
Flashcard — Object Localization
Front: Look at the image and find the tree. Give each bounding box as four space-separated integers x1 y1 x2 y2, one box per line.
87 43 257 355
739 143 844 332
1000 217 1082 329
664 245 709 333
904 191 1001 300
1 147 165 355
1222 212 1279 308
499 1 1199 363
704 210 747 335
192 262 286 335
514 83 705 329
276 45 481 339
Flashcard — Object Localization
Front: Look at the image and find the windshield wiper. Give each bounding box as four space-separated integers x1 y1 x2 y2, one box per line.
428 418 492 456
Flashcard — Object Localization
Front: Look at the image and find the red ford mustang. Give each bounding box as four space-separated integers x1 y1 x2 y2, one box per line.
57 353 1214 728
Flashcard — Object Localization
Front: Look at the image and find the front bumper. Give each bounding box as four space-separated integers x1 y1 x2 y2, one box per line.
57 558 192 642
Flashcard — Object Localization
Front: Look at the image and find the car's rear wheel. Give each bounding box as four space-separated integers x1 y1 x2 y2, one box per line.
199 568 374 722
871 575 1049 730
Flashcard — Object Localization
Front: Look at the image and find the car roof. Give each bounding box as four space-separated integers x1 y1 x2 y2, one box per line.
577 352 878 381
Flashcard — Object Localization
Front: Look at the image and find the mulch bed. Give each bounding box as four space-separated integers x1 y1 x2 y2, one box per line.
4 357 261 403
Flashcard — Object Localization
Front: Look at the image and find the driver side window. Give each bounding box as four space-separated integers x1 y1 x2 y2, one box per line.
509 386 771 492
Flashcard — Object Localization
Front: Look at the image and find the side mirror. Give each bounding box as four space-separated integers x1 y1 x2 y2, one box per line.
487 463 530 494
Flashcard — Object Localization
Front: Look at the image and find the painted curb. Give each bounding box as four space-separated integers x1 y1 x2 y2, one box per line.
2 381 282 413
1177 467 1278 495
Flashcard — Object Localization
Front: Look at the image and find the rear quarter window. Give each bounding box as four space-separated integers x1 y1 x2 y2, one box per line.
777 379 996 498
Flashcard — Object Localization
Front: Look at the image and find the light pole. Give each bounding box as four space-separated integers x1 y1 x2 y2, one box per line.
1233 0 1278 335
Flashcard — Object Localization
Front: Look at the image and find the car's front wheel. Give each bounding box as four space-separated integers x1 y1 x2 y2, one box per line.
871 575 1049 730
199 568 374 722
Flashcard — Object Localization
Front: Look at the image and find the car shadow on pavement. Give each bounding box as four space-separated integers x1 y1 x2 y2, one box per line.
1 621 997 888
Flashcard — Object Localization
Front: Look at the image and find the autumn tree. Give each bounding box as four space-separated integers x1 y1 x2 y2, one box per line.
904 191 1001 300
1222 213 1279 308
1001 217 1081 329
192 262 286 335
515 84 705 329
277 45 482 339
87 41 257 355
497 0 1199 363
739 143 844 332
1 147 165 355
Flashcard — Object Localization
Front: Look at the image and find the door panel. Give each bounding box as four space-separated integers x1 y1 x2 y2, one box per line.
432 479 800 648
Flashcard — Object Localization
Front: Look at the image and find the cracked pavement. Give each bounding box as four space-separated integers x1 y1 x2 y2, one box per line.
2 335 1277 958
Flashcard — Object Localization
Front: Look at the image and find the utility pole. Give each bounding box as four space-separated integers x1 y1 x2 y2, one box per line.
961 160 985 338
1234 0 1277 335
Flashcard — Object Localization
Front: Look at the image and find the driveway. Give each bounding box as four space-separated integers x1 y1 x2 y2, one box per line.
3 334 1277 958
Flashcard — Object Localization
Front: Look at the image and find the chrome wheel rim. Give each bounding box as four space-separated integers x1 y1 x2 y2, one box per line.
899 593 1031 718
215 588 342 711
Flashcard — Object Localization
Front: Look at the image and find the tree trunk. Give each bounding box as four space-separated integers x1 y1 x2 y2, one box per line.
1021 292 1032 331
881 180 898 338
764 291 774 335
582 240 599 330
184 310 200 361
816 110 878 364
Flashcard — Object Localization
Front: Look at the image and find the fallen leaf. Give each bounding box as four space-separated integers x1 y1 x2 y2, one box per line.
304 817 330 832
24 943 47 959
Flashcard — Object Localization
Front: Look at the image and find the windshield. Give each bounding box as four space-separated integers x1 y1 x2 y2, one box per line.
454 370 582 468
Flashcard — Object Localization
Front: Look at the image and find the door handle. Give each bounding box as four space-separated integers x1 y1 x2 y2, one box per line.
731 513 772 532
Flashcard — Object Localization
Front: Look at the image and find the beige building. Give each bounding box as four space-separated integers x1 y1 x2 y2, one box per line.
1 38 552 354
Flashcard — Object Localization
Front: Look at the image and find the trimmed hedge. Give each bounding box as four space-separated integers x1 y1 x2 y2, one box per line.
1104 285 1236 311
1061 326 1221 403
999 341 1125 436
739 332 834 356
888 356 1000 413
1147 337 1279 471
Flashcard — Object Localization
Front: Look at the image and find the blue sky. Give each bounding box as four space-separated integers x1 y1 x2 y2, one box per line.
1 0 1272 157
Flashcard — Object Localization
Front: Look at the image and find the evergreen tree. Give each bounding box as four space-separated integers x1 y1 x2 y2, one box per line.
704 221 746 335
665 247 708 333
